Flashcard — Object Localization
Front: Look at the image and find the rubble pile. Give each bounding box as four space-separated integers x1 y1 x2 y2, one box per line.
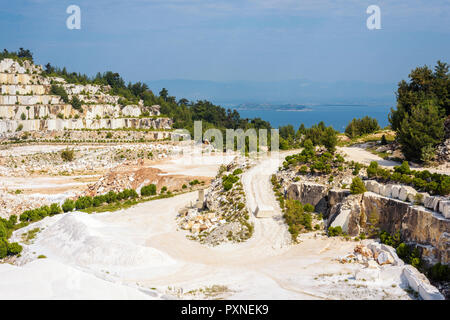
177 157 255 246
84 164 210 197
0 143 175 176
338 242 445 300
0 190 64 218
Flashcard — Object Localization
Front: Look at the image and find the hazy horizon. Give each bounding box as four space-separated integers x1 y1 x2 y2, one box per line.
145 78 397 106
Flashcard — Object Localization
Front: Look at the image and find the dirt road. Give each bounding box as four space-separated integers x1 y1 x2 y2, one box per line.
339 146 450 174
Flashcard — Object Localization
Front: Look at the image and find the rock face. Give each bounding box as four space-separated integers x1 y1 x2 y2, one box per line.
286 182 329 213
0 58 171 134
364 180 448 218
329 194 363 235
361 193 449 265
328 189 351 207
0 117 172 135
286 180 450 265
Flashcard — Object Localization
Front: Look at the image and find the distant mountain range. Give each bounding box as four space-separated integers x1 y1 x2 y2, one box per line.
145 79 397 107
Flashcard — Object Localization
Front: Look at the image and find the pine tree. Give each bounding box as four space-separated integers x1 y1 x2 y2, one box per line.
397 100 444 161
350 177 366 194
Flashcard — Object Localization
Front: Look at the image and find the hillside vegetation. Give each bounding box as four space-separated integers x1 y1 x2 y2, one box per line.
389 61 449 162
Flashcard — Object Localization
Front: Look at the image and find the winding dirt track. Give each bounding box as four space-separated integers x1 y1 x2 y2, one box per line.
338 146 450 174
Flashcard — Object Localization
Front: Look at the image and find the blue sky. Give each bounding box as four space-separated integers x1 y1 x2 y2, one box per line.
1 0 449 85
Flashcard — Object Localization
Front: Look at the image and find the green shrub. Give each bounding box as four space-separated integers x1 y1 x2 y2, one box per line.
428 263 450 282
105 191 117 203
283 199 313 239
117 189 138 200
328 226 343 237
345 116 380 138
350 177 366 194
7 242 22 256
367 161 379 178
19 212 29 222
50 84 69 103
303 203 314 212
189 179 200 186
28 210 40 221
412 178 427 190
352 163 362 175
8 215 17 226
380 134 388 145
62 199 75 212
223 181 233 191
390 172 402 182
141 184 157 196
222 174 239 191
232 168 243 175
0 239 7 259
438 176 450 195
0 223 7 239
396 243 410 260
379 230 402 248
396 100 444 162
394 161 411 175
299 165 308 175
70 96 82 110
93 195 106 207
49 203 62 215
75 196 93 210
61 148 74 162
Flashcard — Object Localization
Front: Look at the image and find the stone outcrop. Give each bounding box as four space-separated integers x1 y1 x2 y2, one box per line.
0 59 41 74
178 158 255 246
286 180 450 265
328 194 363 236
403 265 445 300
287 181 350 217
0 117 172 135
364 180 449 219
363 193 450 265
286 182 329 213
351 243 444 300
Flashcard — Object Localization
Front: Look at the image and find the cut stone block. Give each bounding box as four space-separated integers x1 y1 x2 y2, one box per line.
255 205 274 218
391 185 401 199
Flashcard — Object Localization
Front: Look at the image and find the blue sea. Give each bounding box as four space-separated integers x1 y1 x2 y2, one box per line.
233 105 392 133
